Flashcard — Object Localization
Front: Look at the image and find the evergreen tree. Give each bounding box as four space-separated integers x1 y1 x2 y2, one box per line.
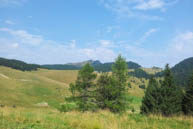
141 77 161 114
182 73 193 115
69 63 97 111
110 55 128 112
96 73 118 110
160 64 182 116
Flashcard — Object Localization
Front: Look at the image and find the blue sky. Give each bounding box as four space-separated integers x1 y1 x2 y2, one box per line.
0 0 193 67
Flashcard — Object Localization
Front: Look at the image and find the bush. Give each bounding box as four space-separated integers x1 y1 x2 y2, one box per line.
139 85 145 89
59 102 77 112
128 82 132 88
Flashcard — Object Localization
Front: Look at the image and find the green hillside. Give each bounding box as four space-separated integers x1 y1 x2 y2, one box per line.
0 66 73 108
0 66 192 129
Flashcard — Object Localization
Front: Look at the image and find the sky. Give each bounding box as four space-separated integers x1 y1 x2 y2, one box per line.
0 0 193 67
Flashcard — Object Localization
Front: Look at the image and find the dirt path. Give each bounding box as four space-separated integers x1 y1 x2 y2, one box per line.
0 73 9 79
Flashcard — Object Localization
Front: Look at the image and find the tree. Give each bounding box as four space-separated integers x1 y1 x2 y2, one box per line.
182 73 193 115
141 77 161 114
69 63 97 111
96 73 118 110
160 64 182 116
111 55 128 112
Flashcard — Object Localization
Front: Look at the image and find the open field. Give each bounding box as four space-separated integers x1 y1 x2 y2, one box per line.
0 66 192 129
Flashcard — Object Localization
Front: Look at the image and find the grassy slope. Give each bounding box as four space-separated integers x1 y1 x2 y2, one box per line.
0 66 192 129
0 66 74 108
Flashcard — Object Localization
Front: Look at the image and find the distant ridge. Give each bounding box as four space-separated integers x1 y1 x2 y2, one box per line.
42 60 141 72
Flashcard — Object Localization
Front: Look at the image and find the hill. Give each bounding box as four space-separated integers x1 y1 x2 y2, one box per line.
0 57 40 71
172 57 193 87
0 66 78 108
42 60 141 72
155 57 193 87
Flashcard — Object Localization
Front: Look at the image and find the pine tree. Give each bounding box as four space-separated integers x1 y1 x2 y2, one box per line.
111 55 128 112
141 77 161 114
160 64 182 116
182 73 193 115
96 73 118 109
69 63 97 111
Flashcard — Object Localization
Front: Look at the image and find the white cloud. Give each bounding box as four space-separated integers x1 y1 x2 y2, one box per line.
0 0 28 7
5 20 15 25
124 31 193 67
0 27 192 67
136 28 158 45
0 28 44 45
100 40 112 47
134 0 165 10
98 0 178 20
167 32 193 63
0 28 117 64
69 40 76 48
11 43 19 48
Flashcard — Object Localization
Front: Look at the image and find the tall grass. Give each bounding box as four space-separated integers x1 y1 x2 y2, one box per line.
0 107 192 129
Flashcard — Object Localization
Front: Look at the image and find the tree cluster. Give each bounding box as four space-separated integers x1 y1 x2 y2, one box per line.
0 57 40 71
68 55 128 113
141 64 193 116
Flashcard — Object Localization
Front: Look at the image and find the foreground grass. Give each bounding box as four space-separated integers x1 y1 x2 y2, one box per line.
0 107 192 129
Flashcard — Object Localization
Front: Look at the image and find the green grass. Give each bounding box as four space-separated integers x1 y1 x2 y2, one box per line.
0 107 192 129
0 66 192 129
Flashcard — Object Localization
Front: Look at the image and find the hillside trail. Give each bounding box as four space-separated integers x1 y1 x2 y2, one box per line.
36 75 69 87
0 73 9 79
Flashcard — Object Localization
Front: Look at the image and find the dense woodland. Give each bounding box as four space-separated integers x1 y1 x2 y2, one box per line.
0 57 40 71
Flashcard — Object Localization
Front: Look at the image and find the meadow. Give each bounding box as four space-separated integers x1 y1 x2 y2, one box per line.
0 66 192 129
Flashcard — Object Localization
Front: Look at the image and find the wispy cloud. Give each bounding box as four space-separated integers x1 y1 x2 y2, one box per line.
0 28 117 64
5 20 15 25
97 0 178 20
0 0 28 7
136 28 158 45
0 28 43 45
124 31 193 67
0 27 192 67
134 0 166 11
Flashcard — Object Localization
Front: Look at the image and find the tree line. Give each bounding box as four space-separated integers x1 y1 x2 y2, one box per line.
65 55 193 116
0 57 40 71
141 64 193 116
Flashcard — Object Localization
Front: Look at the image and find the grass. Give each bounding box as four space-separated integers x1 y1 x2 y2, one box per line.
0 107 192 129
0 66 192 129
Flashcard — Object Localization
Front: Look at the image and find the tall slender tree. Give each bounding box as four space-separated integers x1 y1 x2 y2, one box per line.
141 77 161 114
160 64 182 116
69 63 97 111
182 73 193 115
111 55 128 112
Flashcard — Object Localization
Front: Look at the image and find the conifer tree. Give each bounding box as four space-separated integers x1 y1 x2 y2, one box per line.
141 77 161 114
96 73 118 109
69 63 97 111
96 55 128 113
111 55 128 112
160 64 182 116
182 73 193 115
